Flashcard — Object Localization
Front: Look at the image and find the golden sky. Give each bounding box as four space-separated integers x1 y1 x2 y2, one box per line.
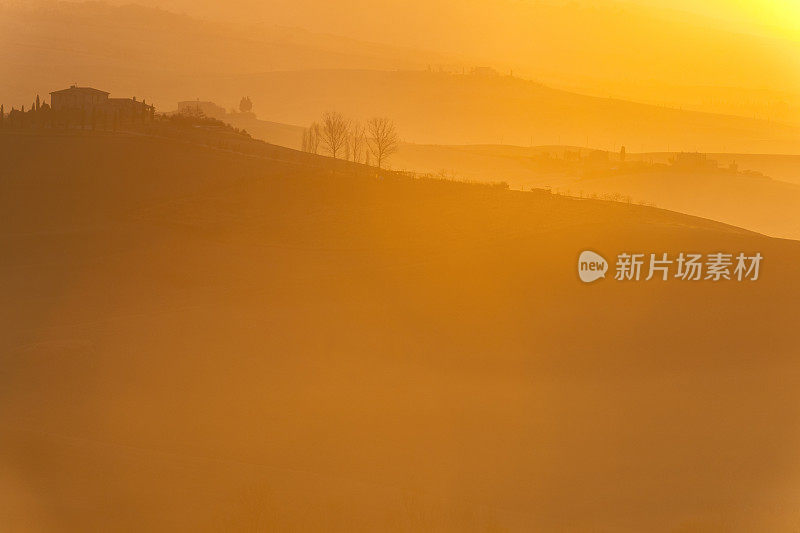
27 0 800 103
633 0 800 37
80 0 799 38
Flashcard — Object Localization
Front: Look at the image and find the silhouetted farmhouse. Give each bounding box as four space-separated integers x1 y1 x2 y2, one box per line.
50 86 110 111
49 85 155 127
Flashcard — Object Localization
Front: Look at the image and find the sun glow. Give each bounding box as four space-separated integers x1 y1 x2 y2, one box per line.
633 0 800 39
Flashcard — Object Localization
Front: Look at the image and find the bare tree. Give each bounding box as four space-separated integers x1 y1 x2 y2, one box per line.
349 121 366 163
320 111 349 159
367 117 399 170
302 121 321 154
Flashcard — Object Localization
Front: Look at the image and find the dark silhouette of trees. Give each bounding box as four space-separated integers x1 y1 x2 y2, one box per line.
0 104 4 129
349 121 365 163
320 111 349 159
239 96 253 114
367 117 399 169
301 121 321 154
302 113 400 170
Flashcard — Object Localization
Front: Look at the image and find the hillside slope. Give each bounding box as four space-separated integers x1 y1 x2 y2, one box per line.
389 143 800 239
2 132 800 532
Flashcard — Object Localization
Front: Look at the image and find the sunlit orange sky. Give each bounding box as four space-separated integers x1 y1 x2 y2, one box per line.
91 0 800 40
78 0 800 94
5 0 799 127
637 0 800 37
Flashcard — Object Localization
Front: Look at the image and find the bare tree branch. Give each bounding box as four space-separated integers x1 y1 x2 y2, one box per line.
302 121 321 154
349 121 366 163
320 111 349 159
367 117 399 170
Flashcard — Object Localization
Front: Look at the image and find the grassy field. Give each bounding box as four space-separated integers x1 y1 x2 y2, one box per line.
2 132 800 531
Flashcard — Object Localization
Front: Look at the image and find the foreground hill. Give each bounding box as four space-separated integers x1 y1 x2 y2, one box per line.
2 132 800 531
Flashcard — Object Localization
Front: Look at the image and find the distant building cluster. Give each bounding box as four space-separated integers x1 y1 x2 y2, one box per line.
670 152 719 170
177 100 226 120
470 66 500 77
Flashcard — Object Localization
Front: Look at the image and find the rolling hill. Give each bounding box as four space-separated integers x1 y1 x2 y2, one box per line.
2 130 800 531
386 143 800 240
211 69 800 153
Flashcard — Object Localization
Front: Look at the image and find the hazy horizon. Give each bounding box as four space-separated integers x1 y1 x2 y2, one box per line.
6 0 800 111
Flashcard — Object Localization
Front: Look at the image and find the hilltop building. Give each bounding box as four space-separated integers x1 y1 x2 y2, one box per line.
49 85 155 120
50 86 110 111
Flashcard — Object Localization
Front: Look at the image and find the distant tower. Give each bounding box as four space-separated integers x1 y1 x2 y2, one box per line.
620 145 626 162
